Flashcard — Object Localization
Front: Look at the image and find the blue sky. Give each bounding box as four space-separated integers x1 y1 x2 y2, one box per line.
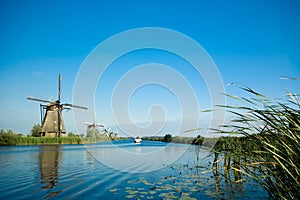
0 0 299 136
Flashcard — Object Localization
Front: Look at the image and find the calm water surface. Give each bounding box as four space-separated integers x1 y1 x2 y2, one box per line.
0 140 268 199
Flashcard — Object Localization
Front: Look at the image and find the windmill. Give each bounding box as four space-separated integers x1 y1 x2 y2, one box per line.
101 127 111 138
85 114 104 138
27 74 87 137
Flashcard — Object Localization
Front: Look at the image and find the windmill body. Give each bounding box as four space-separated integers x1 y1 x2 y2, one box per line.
86 123 103 131
40 102 67 137
28 74 87 137
85 114 105 138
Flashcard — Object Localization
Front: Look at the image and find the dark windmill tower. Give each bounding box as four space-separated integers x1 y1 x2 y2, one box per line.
28 74 87 137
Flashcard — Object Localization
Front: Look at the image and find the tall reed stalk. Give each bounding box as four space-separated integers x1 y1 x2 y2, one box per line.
216 86 300 199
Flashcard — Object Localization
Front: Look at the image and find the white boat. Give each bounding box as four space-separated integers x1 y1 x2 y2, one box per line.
134 136 142 143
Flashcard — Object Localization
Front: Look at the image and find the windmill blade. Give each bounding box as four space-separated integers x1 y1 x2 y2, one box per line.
63 103 88 110
58 74 61 102
93 113 97 124
92 114 104 127
27 97 53 103
85 122 93 125
64 107 71 112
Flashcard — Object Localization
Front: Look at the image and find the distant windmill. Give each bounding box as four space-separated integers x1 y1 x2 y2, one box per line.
85 114 104 133
27 74 88 137
101 127 111 137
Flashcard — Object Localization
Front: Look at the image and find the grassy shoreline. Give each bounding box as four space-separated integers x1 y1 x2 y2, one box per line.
0 129 207 146
0 130 112 146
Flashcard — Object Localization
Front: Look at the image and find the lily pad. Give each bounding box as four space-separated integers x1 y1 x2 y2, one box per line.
125 195 136 199
159 192 176 199
140 191 148 195
189 187 199 192
181 192 191 196
140 179 153 186
109 188 119 193
179 196 196 200
127 180 135 184
125 190 137 195
174 186 182 192
149 190 156 195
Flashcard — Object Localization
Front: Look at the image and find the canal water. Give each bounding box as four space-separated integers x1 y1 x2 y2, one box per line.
0 140 269 199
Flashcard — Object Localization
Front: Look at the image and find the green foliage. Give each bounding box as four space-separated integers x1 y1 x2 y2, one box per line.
68 132 77 137
0 129 110 146
163 134 172 142
143 135 203 144
172 136 193 144
142 136 164 142
214 86 300 199
0 129 17 145
86 129 101 138
31 124 41 137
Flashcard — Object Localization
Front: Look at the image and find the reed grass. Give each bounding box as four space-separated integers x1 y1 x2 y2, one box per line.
0 129 110 145
215 85 300 199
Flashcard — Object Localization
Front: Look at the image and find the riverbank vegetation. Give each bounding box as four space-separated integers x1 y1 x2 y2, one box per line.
0 129 206 146
0 129 110 145
211 86 300 199
143 134 204 145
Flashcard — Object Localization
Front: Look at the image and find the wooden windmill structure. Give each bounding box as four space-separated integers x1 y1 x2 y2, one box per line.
85 114 105 138
85 114 104 132
28 74 87 137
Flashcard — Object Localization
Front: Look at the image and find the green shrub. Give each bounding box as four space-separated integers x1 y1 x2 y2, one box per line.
163 134 172 142
31 124 41 137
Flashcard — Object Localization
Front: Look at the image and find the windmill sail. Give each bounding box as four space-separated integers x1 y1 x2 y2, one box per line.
27 97 53 103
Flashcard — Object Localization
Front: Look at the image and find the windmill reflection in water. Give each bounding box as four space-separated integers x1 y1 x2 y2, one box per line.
39 145 62 198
